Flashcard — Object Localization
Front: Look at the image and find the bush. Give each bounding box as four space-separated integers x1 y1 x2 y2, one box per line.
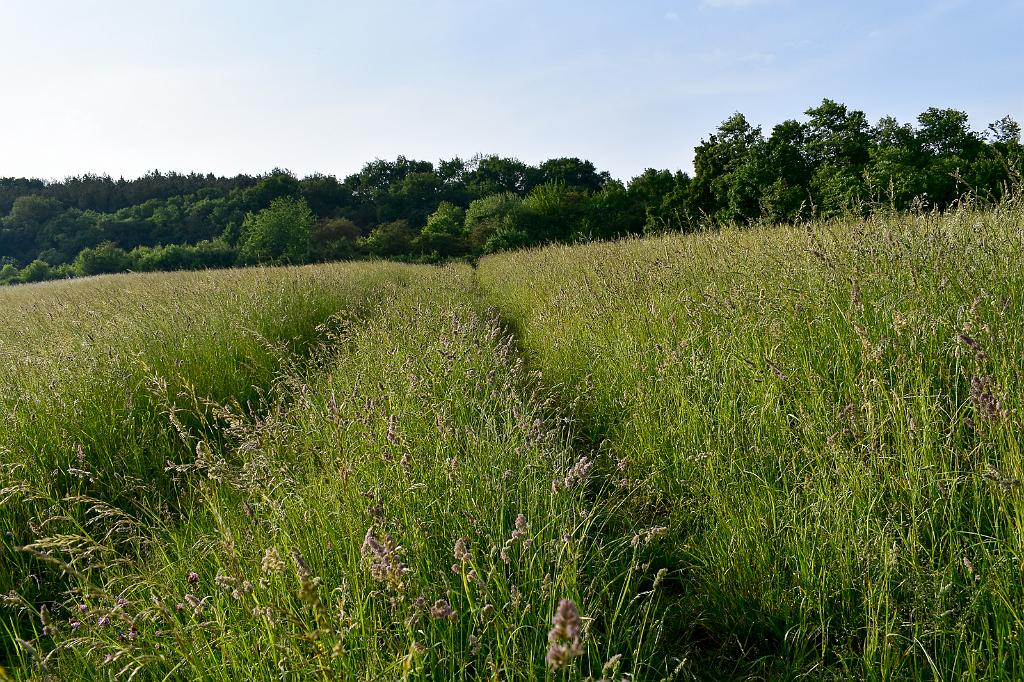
238 196 314 264
74 241 136 276
20 259 53 283
464 193 525 254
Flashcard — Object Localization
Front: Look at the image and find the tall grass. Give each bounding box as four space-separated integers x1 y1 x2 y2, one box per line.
0 263 422 658
3 204 1023 680
478 204 1024 679
2 265 670 680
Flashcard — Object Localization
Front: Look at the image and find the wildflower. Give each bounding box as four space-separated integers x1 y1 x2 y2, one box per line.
602 653 623 677
387 414 400 445
98 616 111 627
892 311 908 334
962 556 979 580
215 574 237 591
502 513 532 562
361 529 409 590
77 604 88 613
184 593 204 614
68 619 81 630
970 375 1007 423
553 456 593 492
187 571 200 585
429 599 457 621
546 599 584 671
298 574 323 610
406 596 427 627
367 502 385 522
115 597 128 608
40 605 51 636
983 463 1021 490
292 550 324 611
766 358 788 381
632 526 669 548
261 547 285 575
958 333 988 361
528 418 546 443
454 537 471 563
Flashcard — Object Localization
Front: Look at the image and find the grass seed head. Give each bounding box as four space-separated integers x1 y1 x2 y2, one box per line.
546 599 584 670
429 598 457 621
970 375 1007 423
361 529 409 590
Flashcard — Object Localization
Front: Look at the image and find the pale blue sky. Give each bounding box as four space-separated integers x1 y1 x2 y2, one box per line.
1 0 1021 181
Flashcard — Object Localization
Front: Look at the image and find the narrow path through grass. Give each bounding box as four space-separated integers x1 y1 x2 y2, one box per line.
4 204 1023 680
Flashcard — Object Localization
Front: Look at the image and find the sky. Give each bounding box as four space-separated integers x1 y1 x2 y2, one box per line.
1 0 1022 182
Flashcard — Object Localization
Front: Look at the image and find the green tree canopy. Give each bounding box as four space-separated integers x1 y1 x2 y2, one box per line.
362 219 416 258
238 196 314 264
522 182 591 242
2 101 1021 286
416 202 467 258
7 195 64 228
312 216 361 261
538 157 609 193
464 193 526 254
20 259 53 282
74 241 135 276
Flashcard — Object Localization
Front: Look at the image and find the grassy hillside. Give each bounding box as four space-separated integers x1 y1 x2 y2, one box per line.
2 204 1022 680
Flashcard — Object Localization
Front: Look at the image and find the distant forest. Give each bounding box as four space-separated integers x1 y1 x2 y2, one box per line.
1 99 1020 284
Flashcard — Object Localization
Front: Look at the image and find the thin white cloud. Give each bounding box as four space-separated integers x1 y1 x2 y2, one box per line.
698 48 778 67
700 0 777 8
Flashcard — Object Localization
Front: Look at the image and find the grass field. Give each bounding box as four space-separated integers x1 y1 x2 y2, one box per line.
2 203 1023 680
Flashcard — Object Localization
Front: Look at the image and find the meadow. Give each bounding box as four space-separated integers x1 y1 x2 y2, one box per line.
1 202 1022 680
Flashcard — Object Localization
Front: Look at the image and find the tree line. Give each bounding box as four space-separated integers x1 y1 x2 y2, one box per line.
1 99 1021 285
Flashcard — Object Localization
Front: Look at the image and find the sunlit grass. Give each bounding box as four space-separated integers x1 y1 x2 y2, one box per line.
479 203 1024 679
3 203 1023 680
